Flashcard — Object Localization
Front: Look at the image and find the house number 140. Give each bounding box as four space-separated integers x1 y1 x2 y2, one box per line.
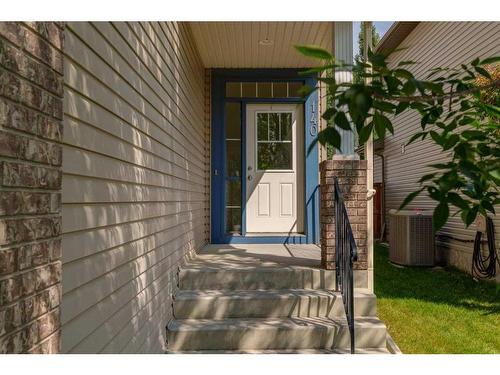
310 102 318 136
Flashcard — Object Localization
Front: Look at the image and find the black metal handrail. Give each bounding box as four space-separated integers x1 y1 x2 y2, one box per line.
333 176 358 354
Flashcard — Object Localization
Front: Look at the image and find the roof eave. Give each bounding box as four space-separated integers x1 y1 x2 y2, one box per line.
375 22 420 55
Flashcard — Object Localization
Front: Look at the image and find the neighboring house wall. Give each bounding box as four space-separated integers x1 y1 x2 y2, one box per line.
0 22 64 353
61 22 209 353
380 22 500 281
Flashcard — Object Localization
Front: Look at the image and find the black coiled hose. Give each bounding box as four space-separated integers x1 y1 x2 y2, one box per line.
472 217 499 279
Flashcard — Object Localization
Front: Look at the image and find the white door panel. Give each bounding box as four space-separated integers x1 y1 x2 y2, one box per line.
246 104 304 233
257 183 270 216
280 183 293 217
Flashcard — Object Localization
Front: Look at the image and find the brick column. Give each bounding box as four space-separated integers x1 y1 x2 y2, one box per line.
0 22 64 353
320 160 367 271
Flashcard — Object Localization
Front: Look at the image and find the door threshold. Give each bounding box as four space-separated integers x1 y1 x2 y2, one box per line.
223 233 309 244
245 232 305 237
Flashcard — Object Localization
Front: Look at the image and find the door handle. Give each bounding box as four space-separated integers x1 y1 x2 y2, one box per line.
248 175 253 181
248 166 253 171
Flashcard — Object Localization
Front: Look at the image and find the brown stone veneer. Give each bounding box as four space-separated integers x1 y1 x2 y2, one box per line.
0 22 64 353
320 160 368 271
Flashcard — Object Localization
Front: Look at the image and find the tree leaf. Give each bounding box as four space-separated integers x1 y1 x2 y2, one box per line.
463 207 478 227
295 45 333 60
461 130 485 140
317 126 341 149
430 131 443 146
374 118 386 139
394 68 414 79
353 91 373 117
481 200 495 214
402 80 416 95
433 202 449 232
373 101 396 113
483 103 500 116
474 66 491 79
395 102 409 115
299 64 340 75
358 123 374 145
430 163 453 169
322 107 336 121
297 85 318 97
317 78 337 88
447 192 469 210
443 134 460 150
480 56 500 65
419 173 436 183
399 188 424 210
489 169 500 183
397 60 417 66
334 111 352 130
369 53 387 68
374 112 393 135
407 131 426 145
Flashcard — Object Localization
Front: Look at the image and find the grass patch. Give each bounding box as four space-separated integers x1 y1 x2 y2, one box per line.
374 243 500 354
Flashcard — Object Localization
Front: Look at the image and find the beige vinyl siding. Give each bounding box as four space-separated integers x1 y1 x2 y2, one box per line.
382 22 500 281
61 22 209 353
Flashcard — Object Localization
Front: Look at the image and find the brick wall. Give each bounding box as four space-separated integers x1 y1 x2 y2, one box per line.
0 22 64 353
320 160 367 270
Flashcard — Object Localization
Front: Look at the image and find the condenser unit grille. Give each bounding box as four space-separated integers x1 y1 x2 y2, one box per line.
388 210 435 266
389 214 408 265
409 216 435 266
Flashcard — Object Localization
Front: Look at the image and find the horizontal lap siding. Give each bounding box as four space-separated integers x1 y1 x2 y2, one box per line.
382 22 500 281
61 22 208 353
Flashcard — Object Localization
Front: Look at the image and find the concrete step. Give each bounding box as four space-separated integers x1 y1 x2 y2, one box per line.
166 349 337 354
166 317 387 352
179 267 336 290
332 348 391 354
173 289 377 319
166 348 390 354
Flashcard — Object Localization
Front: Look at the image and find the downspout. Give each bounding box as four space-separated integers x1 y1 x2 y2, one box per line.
379 153 386 241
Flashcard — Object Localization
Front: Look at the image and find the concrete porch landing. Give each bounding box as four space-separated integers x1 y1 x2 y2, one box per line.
193 244 322 269
166 244 389 353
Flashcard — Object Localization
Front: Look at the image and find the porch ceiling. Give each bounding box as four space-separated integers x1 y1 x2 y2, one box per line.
188 22 333 68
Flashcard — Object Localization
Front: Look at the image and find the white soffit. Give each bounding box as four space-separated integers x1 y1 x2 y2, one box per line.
188 22 333 68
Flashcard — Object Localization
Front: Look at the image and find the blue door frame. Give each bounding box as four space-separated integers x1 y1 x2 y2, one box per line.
211 69 319 244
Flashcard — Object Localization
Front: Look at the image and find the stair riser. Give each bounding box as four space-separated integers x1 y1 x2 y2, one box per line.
174 295 376 319
179 269 336 290
167 324 386 351
333 325 387 350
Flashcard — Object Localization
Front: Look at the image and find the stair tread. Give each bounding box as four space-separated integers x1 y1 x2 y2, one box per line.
175 288 374 299
175 289 337 299
181 265 332 272
168 316 384 332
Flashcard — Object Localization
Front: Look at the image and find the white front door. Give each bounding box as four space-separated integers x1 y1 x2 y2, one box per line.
245 104 304 234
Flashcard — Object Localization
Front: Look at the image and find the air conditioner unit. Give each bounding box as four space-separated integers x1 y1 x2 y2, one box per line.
388 209 435 266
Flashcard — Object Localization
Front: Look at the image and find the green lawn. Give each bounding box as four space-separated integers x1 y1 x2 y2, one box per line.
374 243 500 354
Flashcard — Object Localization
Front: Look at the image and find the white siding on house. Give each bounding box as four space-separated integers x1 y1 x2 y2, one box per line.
382 22 500 281
61 22 209 353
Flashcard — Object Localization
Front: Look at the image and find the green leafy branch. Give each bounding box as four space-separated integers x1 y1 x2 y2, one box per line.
296 45 500 231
